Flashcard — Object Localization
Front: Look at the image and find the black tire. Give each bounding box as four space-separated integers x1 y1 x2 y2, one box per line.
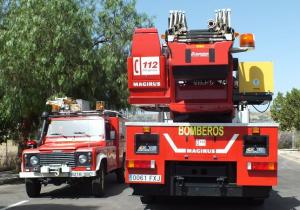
140 195 155 204
92 163 105 197
116 158 125 184
25 178 41 198
247 198 265 206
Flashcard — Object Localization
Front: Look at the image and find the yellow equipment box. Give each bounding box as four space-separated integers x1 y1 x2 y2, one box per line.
239 62 274 93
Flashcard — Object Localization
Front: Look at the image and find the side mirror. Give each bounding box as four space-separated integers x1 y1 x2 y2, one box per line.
110 131 116 140
26 140 37 149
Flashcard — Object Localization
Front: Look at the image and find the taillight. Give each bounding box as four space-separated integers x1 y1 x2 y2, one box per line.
127 160 156 169
247 162 277 171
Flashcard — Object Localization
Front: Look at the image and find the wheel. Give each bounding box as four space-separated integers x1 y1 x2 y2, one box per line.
116 158 125 184
140 195 155 204
25 178 41 198
92 163 105 197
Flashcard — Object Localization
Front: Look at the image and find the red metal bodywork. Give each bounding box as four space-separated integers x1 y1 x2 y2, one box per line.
125 26 278 197
21 115 126 174
125 123 278 186
127 28 234 115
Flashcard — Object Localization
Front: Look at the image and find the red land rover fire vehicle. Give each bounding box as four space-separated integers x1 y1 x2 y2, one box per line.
125 9 278 204
19 98 126 197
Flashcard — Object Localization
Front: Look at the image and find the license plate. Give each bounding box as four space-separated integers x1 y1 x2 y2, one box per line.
71 172 84 177
128 174 161 183
71 171 94 177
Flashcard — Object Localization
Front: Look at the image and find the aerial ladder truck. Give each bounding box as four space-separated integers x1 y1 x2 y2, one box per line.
125 9 277 204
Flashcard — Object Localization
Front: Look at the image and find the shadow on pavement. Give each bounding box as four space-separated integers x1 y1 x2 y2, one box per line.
41 174 127 199
1 179 24 185
7 204 98 210
144 190 300 210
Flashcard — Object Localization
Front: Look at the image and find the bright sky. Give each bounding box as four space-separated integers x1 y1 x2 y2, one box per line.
136 0 300 95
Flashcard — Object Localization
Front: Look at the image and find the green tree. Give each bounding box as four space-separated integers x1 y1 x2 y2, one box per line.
0 0 152 147
0 0 95 145
89 0 152 109
271 88 300 131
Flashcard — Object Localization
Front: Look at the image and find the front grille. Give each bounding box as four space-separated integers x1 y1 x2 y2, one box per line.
40 152 76 167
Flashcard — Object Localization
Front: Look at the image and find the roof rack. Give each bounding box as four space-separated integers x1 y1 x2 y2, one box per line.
49 110 125 118
46 97 125 118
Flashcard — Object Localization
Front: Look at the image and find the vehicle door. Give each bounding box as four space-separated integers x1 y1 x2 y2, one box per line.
105 121 117 171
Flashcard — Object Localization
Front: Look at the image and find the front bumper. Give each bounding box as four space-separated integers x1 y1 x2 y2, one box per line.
20 165 96 178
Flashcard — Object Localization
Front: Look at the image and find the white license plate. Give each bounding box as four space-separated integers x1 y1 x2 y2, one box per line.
128 174 161 183
71 171 94 177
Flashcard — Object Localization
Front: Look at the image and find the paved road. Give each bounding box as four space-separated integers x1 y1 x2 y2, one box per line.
0 155 299 210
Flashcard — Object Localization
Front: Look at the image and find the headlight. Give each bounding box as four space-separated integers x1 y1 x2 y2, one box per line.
30 155 39 166
78 154 87 164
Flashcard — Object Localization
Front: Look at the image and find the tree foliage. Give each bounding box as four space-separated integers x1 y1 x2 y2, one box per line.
85 0 152 109
0 0 152 143
271 88 300 131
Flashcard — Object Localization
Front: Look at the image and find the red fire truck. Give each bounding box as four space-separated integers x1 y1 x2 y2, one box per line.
125 9 277 204
19 98 126 197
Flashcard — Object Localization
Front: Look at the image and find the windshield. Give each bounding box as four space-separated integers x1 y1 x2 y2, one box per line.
46 117 105 141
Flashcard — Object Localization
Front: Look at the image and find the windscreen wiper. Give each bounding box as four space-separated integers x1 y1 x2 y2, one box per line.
73 132 91 137
48 133 67 138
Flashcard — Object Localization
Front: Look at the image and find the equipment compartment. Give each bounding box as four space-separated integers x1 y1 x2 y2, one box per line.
239 62 274 94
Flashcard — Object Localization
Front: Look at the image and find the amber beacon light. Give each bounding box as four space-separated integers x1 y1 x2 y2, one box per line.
240 33 255 49
96 101 105 111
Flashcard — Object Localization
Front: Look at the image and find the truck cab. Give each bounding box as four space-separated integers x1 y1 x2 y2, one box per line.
19 98 126 197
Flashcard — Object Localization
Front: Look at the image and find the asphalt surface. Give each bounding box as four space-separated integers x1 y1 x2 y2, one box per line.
0 171 19 185
0 155 299 210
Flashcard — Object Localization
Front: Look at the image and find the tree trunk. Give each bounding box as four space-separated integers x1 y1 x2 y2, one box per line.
16 117 32 172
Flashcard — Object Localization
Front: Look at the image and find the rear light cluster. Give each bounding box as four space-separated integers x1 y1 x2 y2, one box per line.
247 162 277 171
127 160 156 169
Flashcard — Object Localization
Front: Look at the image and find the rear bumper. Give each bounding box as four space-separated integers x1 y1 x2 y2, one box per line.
131 183 271 198
129 161 273 198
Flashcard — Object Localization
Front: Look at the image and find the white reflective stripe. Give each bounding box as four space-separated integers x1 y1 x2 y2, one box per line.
163 133 186 153
163 133 239 154
216 134 239 154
